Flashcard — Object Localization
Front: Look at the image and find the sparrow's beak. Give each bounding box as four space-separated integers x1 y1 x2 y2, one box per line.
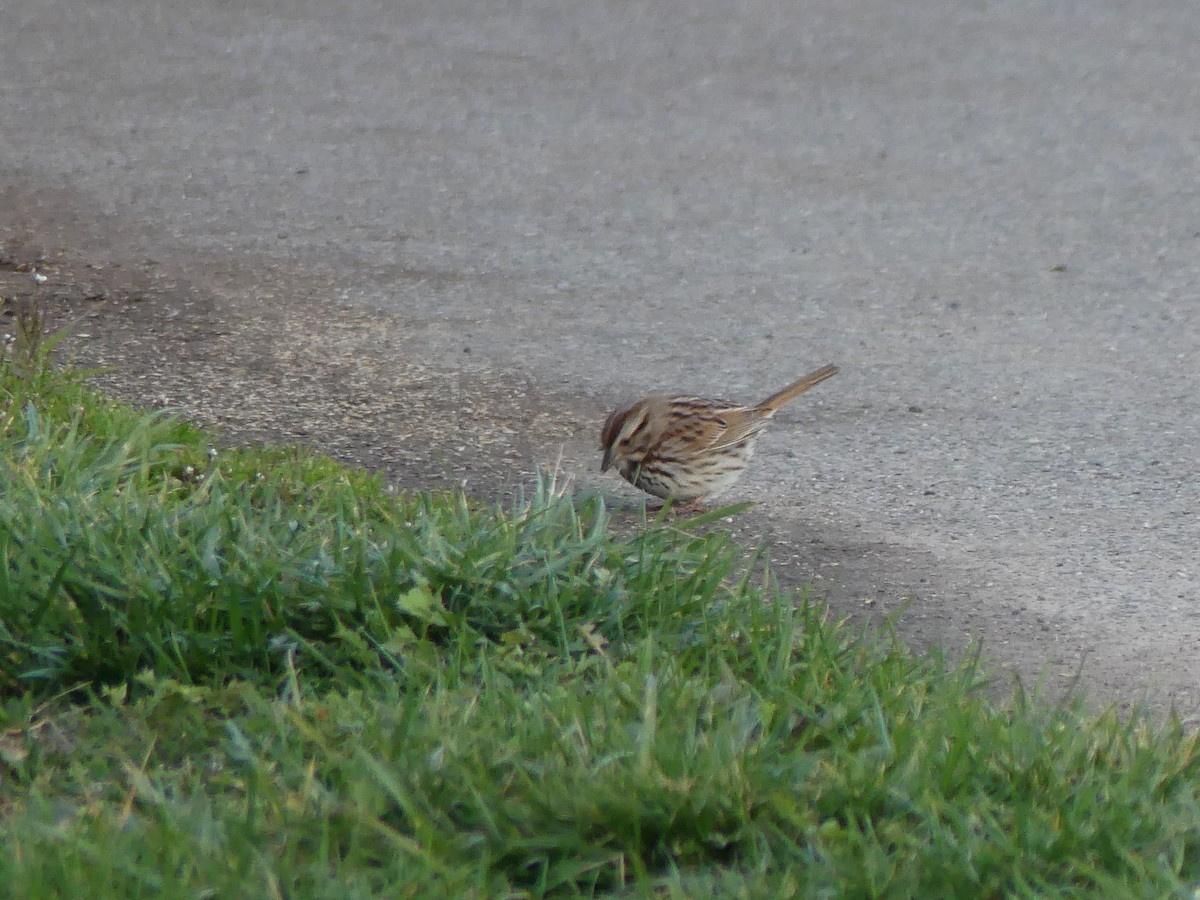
600 447 613 473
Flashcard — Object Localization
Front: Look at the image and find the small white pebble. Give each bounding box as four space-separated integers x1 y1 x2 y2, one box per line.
33 272 48 284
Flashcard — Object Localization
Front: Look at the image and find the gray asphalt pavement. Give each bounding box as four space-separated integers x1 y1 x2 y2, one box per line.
3 0 1198 712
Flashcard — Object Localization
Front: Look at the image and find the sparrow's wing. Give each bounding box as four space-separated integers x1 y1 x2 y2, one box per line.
659 401 769 455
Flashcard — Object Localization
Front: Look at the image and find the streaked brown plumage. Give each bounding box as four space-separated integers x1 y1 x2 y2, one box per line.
599 364 838 504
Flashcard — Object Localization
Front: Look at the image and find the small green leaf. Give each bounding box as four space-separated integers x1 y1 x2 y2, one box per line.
396 584 447 625
500 629 533 647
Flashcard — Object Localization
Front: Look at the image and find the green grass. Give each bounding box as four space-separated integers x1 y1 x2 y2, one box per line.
1 317 1199 897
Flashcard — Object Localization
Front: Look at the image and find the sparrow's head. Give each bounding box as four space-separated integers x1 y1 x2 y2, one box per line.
599 398 664 473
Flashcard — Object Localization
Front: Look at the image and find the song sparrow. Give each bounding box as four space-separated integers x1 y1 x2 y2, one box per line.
599 364 838 505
